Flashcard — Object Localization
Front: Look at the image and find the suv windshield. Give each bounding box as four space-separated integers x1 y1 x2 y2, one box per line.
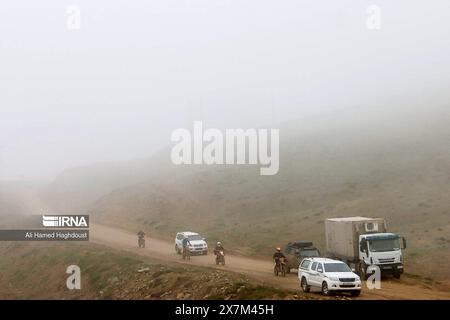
187 235 203 241
324 263 352 273
369 238 400 252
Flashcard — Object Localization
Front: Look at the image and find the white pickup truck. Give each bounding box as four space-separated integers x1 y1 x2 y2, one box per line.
298 257 362 296
175 231 208 255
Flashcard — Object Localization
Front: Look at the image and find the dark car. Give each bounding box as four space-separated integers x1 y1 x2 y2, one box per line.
284 241 321 273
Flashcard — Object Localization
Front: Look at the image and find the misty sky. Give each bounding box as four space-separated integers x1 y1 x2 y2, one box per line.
1 0 450 180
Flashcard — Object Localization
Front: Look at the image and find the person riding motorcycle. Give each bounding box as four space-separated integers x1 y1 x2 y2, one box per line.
273 247 287 276
137 230 145 239
137 230 145 248
273 247 286 267
214 241 225 254
214 241 226 265
182 236 191 258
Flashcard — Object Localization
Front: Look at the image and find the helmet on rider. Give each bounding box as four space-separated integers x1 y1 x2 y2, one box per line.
276 247 281 252
217 241 221 246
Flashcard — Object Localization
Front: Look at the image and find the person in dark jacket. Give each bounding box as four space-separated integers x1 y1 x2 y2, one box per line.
137 230 146 248
273 247 286 261
181 237 191 258
182 237 191 249
214 241 225 254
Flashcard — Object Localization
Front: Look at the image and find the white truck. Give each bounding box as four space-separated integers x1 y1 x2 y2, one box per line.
325 217 406 279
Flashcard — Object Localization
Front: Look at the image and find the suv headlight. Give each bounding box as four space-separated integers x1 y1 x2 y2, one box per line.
329 276 339 281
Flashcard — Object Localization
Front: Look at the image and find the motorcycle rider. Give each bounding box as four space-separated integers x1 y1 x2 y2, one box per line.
214 241 225 254
273 247 286 269
137 230 145 238
182 236 191 258
137 230 145 248
214 241 225 265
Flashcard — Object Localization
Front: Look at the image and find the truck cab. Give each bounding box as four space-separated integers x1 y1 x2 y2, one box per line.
358 232 406 279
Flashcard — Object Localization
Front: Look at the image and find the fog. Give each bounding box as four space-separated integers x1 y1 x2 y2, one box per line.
1 0 450 180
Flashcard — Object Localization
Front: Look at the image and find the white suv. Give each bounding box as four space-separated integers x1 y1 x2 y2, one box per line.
298 257 361 296
175 231 208 255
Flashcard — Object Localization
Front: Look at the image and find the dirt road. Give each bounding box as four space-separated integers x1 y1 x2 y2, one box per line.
90 223 450 300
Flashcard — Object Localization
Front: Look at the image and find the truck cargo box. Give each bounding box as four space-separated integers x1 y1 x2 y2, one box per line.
287 241 313 249
325 217 387 261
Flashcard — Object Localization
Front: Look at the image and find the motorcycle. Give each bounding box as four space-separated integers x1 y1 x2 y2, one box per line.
138 236 145 248
215 250 225 266
274 257 287 277
182 246 191 261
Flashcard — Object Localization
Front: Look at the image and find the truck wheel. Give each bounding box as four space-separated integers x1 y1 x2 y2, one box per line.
350 290 361 297
321 282 330 296
393 273 401 279
301 277 310 293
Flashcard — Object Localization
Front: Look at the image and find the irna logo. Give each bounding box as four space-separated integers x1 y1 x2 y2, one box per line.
42 215 89 228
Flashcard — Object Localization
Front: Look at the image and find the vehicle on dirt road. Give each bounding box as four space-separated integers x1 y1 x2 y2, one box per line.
175 231 208 255
274 256 287 277
325 217 406 280
215 250 225 265
284 241 320 273
298 257 361 296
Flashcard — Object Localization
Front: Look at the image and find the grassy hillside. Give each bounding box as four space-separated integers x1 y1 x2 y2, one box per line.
43 105 450 282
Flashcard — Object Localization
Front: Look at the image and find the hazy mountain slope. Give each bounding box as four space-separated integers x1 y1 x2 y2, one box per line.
40 158 163 212
0 181 48 226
